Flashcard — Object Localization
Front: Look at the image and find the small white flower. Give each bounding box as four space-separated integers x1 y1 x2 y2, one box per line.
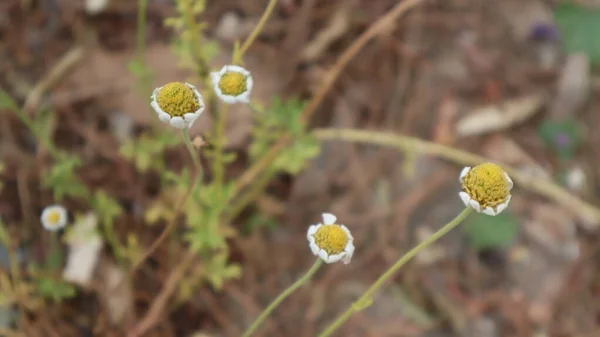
150 82 205 129
307 213 354 264
41 205 68 231
459 163 514 216
211 65 253 104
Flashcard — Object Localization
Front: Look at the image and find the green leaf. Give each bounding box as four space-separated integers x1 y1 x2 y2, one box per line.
463 211 519 250
92 191 123 228
34 276 76 302
555 2 600 64
42 156 88 201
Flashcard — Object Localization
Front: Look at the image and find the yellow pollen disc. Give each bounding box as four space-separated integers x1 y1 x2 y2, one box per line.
314 225 348 255
462 163 510 208
156 82 200 117
218 72 247 96
46 211 61 225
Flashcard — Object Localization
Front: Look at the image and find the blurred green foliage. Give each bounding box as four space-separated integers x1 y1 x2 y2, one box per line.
463 211 519 251
555 2 600 65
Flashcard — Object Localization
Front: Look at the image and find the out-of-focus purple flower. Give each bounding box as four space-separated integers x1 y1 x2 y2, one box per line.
554 132 572 148
530 23 560 42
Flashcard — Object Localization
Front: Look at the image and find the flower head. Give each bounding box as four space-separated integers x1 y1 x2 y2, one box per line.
150 82 205 129
211 65 253 104
307 213 354 264
41 204 68 231
459 163 513 216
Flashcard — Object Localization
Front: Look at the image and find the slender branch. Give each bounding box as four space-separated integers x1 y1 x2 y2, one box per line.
318 208 473 337
235 0 279 64
242 259 323 337
231 0 424 196
313 128 600 228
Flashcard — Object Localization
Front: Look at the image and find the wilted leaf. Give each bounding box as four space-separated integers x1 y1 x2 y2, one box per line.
456 94 544 136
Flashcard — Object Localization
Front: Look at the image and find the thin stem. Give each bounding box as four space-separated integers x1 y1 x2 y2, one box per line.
242 258 323 337
46 232 62 271
135 0 148 60
181 128 202 178
229 0 423 196
318 207 473 337
212 105 228 188
234 0 279 64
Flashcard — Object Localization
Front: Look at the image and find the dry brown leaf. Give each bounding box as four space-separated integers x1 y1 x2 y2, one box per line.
456 94 545 137
97 259 134 326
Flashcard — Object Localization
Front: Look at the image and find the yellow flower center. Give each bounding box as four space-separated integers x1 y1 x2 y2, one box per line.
218 72 247 96
462 163 510 208
314 225 348 255
45 211 61 226
156 82 200 117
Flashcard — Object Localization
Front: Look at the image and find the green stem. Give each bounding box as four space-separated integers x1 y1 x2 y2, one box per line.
242 258 323 337
135 0 148 60
317 207 474 337
212 105 228 189
181 128 202 178
46 232 62 271
234 0 279 64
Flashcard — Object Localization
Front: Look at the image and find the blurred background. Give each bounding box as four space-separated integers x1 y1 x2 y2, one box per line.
1 0 600 336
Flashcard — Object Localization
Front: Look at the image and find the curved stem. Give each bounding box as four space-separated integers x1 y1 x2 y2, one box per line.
242 258 323 337
318 207 473 337
234 0 279 64
313 127 600 227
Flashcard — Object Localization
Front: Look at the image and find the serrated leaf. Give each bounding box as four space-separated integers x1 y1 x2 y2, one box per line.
555 2 600 64
463 212 519 250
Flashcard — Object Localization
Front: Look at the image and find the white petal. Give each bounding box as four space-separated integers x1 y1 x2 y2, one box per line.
459 167 471 183
468 199 482 212
322 213 337 225
150 86 161 99
157 111 171 123
211 71 221 87
183 112 199 126
326 252 343 264
482 207 497 216
495 200 508 214
237 91 251 104
150 100 165 115
339 225 353 240
216 92 238 104
309 242 320 255
458 192 471 207
245 75 254 92
170 116 186 129
318 249 330 263
225 65 248 75
307 224 320 238
505 172 514 191
345 242 355 257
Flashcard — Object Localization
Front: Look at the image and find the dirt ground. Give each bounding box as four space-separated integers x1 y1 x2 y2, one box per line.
1 0 600 336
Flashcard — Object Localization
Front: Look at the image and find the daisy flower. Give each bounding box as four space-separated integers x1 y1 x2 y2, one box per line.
41 204 68 232
307 213 354 264
459 163 514 216
150 82 205 129
211 65 253 104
